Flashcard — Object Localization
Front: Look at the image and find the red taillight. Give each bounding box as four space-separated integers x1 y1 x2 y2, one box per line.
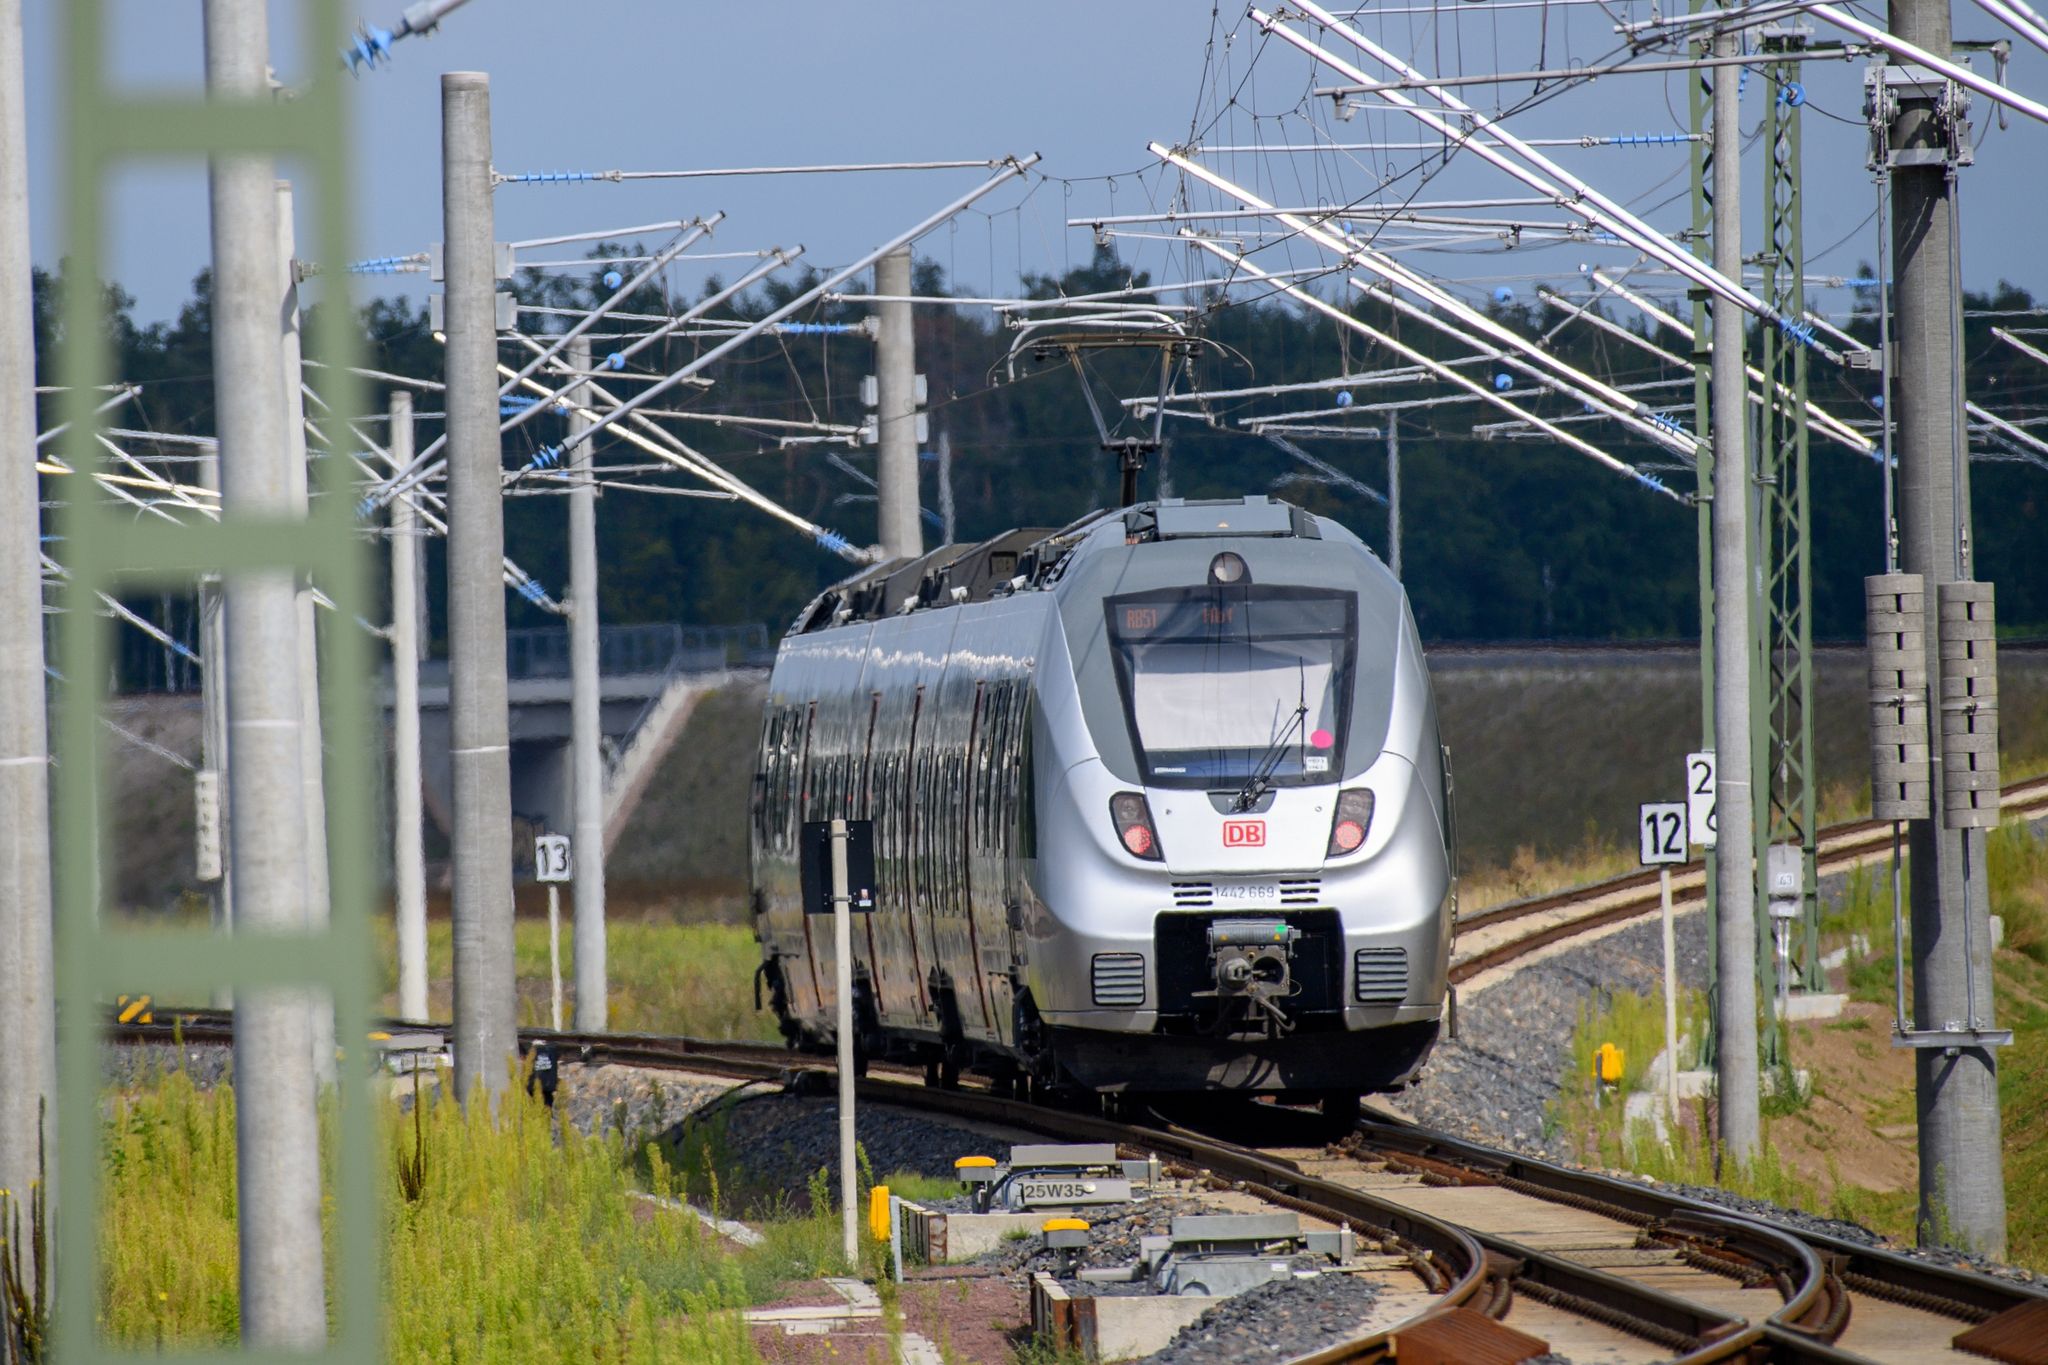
1327 789 1375 858
1110 792 1163 862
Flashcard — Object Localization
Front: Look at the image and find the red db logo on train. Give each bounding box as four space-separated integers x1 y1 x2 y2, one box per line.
1222 820 1266 848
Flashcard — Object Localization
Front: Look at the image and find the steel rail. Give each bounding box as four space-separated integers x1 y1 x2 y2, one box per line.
1347 1114 2048 1361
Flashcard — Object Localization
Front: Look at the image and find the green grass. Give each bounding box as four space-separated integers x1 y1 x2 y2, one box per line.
94 1063 893 1360
375 916 782 1041
1997 946 2048 1269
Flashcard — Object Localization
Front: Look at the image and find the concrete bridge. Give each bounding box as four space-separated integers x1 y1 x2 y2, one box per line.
400 623 771 868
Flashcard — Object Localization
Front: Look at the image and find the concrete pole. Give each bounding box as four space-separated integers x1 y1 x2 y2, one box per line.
566 335 607 1031
873 248 922 560
0 0 54 1277
199 451 233 1008
1386 418 1402 579
275 180 335 1086
203 0 325 1345
937 428 956 545
1709 32 1761 1163
442 72 518 1104
1889 0 2006 1255
389 392 430 1024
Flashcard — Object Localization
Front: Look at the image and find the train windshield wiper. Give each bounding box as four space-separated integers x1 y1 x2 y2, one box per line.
1230 700 1307 813
1231 657 1310 813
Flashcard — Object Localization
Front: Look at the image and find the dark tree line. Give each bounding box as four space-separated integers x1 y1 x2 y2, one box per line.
31 247 2048 690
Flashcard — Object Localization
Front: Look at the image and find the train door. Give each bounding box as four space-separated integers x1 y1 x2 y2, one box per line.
792 701 827 1020
871 674 930 1027
933 668 992 1039
754 702 822 1022
854 692 901 1018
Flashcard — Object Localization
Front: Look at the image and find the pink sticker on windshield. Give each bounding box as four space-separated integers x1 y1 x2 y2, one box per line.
1309 728 1335 749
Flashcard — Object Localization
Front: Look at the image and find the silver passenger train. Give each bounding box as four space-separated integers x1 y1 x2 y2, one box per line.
749 495 1455 1111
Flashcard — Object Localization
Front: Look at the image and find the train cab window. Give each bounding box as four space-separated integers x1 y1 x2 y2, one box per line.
1104 587 1355 790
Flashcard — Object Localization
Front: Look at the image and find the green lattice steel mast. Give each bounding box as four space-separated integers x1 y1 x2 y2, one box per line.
1758 23 1824 1016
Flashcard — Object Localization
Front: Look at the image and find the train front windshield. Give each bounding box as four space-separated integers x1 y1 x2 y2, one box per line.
1105 586 1356 788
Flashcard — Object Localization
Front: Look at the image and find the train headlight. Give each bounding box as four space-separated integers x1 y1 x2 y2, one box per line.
1326 788 1375 857
1109 792 1164 861
1208 551 1249 585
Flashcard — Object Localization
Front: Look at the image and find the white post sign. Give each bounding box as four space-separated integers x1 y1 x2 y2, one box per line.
1685 751 1717 848
1639 802 1688 866
535 835 572 1031
1640 800 1687 1125
534 834 573 883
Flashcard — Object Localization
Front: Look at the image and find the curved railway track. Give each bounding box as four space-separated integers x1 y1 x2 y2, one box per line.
105 775 2048 1361
111 1010 2048 1362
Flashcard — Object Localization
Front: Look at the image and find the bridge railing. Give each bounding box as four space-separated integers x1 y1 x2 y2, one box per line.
504 622 773 680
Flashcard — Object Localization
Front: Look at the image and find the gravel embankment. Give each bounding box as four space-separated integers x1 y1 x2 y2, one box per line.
553 1062 741 1142
669 1092 1012 1206
1134 1273 1382 1364
105 1041 233 1090
1396 904 1712 1158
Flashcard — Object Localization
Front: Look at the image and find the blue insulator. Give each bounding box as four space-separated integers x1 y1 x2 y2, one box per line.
606 352 625 371
815 528 854 556
1493 286 1516 305
1335 390 1354 407
603 270 623 290
1872 394 1885 409
1493 373 1513 391
1780 82 1806 107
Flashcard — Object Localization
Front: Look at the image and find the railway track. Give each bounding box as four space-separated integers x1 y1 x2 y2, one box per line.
1449 774 2048 992
110 1010 2048 1362
104 777 2048 1361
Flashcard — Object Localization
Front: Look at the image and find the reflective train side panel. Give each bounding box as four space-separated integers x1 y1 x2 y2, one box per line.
750 496 1452 1098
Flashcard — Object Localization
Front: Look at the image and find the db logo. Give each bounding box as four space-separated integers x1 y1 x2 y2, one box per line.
1222 820 1266 848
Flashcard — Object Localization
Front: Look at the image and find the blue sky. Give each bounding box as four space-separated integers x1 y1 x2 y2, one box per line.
24 2 2048 325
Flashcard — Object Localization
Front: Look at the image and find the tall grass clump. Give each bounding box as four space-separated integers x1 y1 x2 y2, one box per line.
386 1086 756 1362
99 1067 244 1347
1988 819 2048 965
99 1069 868 1361
1 1104 49 1365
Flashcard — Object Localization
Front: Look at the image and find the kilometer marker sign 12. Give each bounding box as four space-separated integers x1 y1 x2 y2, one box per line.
1639 802 1688 866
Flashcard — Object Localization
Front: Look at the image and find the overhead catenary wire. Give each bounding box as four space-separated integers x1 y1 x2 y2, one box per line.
1181 233 1683 502
497 158 1013 184
523 154 1042 485
1153 145 1698 455
1253 2 1836 357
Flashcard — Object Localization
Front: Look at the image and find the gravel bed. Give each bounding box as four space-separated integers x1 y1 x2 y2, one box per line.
1134 1273 1381 1364
551 1062 738 1142
105 1041 233 1090
1396 903 1713 1159
972 1194 1224 1285
669 1092 1007 1208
